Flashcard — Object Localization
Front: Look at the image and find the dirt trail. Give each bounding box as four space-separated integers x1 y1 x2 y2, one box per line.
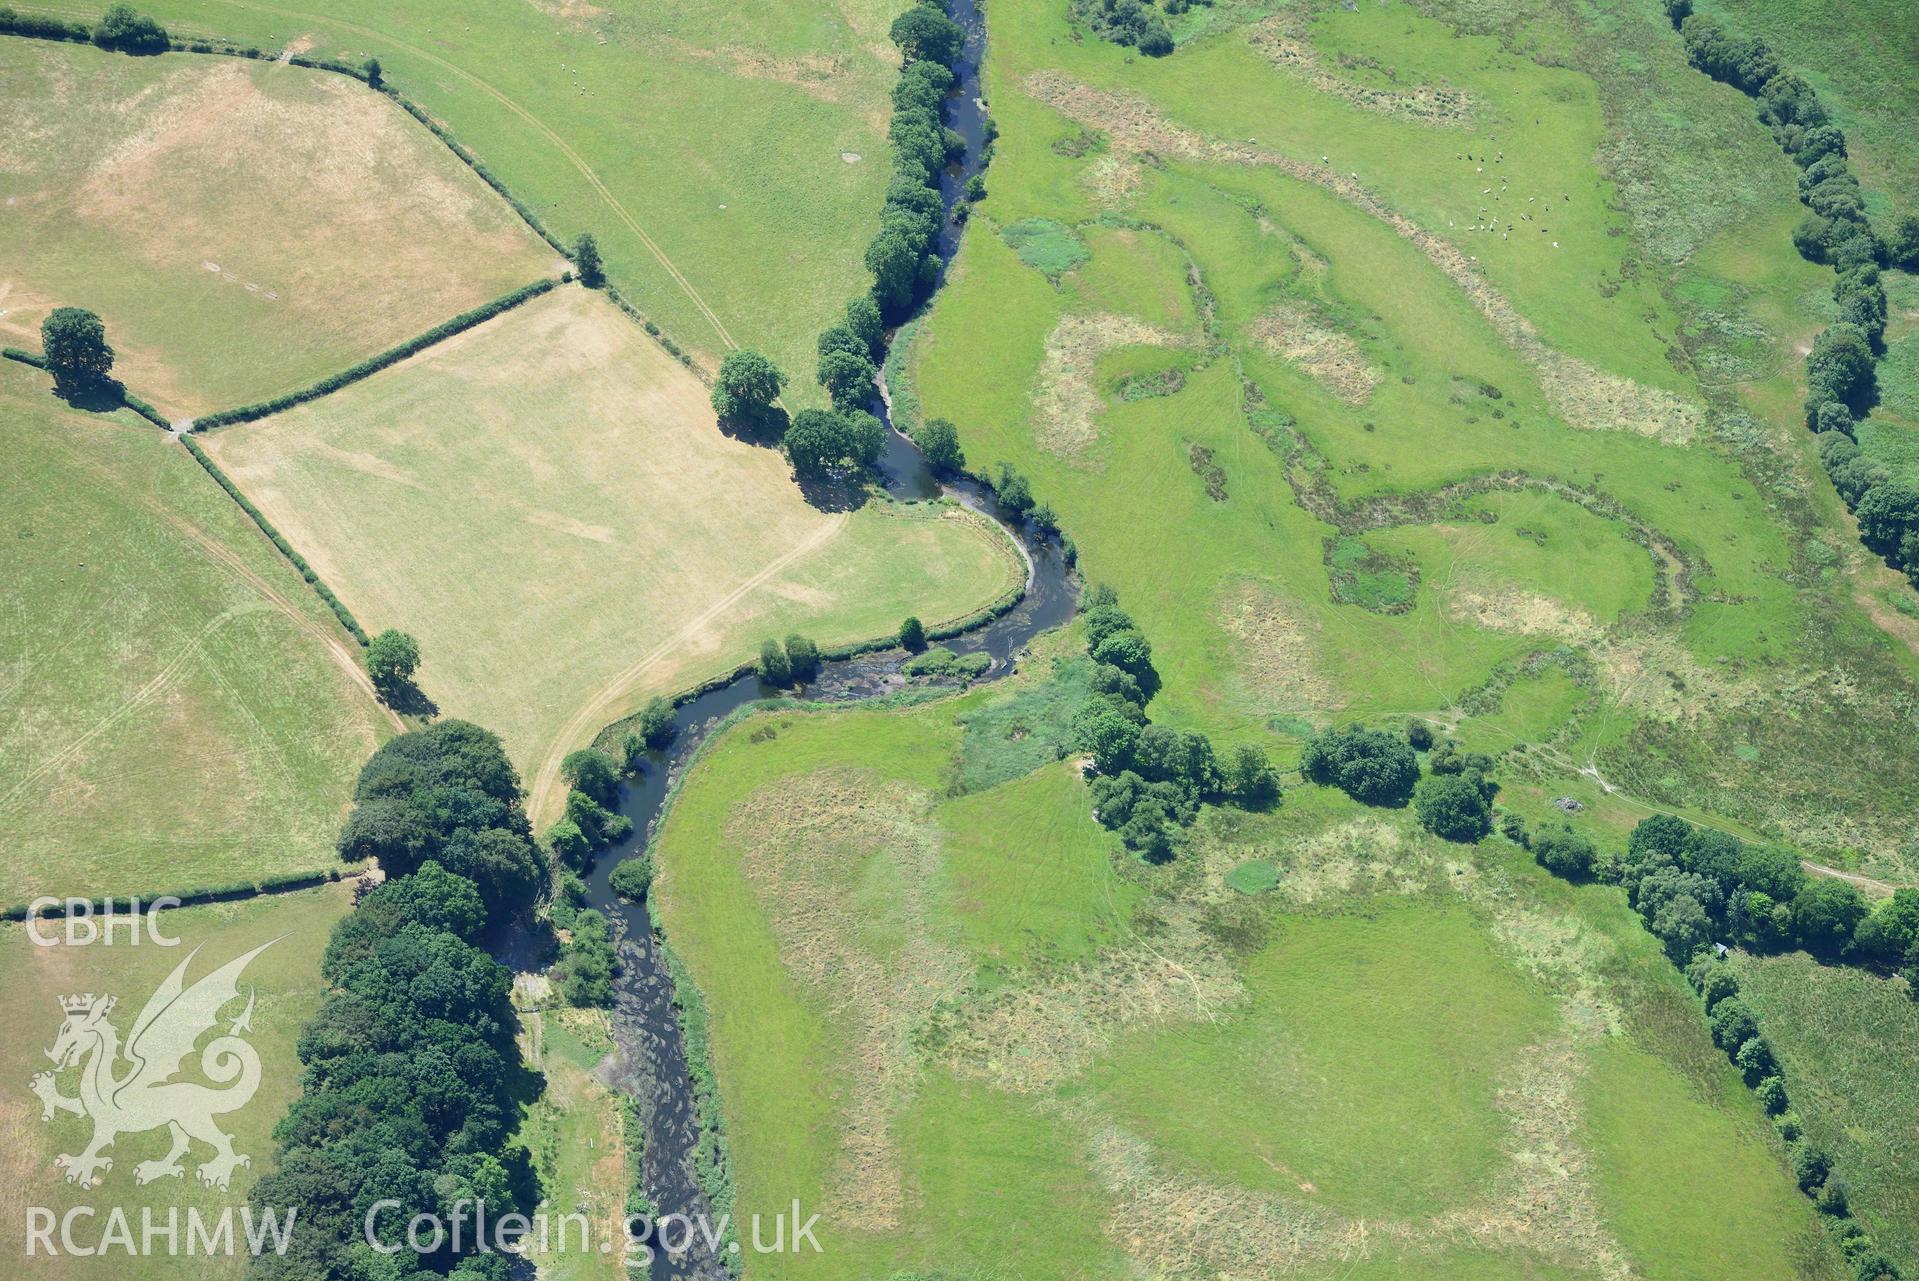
0 608 244 817
166 507 402 732
1801 861 1905 897
210 0 741 355
527 511 850 825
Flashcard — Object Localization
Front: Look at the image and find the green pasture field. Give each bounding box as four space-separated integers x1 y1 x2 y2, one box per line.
899 0 1919 873
199 285 1024 823
60 0 908 391
0 362 389 907
0 883 352 1281
1695 0 1919 208
0 38 553 419
1732 952 1919 1267
649 655 1840 1279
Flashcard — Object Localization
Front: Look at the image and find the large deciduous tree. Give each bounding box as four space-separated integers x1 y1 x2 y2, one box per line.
41 307 115 398
710 349 785 423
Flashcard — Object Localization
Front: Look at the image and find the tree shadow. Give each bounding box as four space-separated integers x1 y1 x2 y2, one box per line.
793 469 873 513
50 377 128 415
715 405 789 448
381 680 440 718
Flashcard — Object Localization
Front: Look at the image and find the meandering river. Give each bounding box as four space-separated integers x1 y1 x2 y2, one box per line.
533 4 1077 1275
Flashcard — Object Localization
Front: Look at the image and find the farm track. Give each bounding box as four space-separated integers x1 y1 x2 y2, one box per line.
526 511 851 826
1 419 396 828
24 0 741 356
165 507 403 732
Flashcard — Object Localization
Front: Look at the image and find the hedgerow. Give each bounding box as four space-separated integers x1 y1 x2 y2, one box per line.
1 867 341 922
1662 1 1919 594
193 277 554 429
0 7 91 42
180 435 369 644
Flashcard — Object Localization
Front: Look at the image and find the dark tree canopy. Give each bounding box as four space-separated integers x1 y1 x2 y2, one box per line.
899 615 927 652
1414 772 1494 843
263 718 548 1279
560 749 619 808
41 306 115 397
1531 824 1596 880
572 232 604 287
1301 724 1419 806
844 295 886 358
710 349 785 422
364 628 420 699
636 696 677 751
818 347 879 412
757 637 792 686
889 5 964 65
93 2 167 53
785 633 822 681
915 417 966 475
783 407 884 477
1792 878 1868 957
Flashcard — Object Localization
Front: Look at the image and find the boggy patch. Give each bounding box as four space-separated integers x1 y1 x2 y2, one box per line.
1246 15 1482 126
1249 300 1383 404
1034 312 1191 462
1021 71 1703 444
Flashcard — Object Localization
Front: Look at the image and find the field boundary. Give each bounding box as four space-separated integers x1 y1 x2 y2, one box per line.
180 433 370 644
0 23 710 377
0 863 355 923
192 276 558 431
4 344 170 427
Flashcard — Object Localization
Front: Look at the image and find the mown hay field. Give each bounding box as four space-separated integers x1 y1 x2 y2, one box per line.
200 286 1025 822
900 0 1919 875
0 39 554 418
649 648 1839 1280
0 883 352 1281
107 0 907 392
0 361 389 907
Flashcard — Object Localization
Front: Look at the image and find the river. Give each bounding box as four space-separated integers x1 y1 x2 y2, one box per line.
538 3 1076 1276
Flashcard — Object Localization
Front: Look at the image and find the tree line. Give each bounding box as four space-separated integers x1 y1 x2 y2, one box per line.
697 2 974 488
1072 585 1279 859
250 721 551 1281
1664 0 1919 594
1525 804 1918 1281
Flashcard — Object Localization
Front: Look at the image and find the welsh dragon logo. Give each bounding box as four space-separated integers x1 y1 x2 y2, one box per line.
29 940 276 1190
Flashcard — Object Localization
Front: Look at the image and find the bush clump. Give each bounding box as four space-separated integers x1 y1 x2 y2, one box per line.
1301 724 1418 806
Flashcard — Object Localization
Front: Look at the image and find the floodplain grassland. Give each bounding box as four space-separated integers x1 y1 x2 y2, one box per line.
0 361 388 907
900 0 1919 876
1731 952 1919 1268
76 0 909 390
649 641 1841 1280
0 39 553 418
1694 0 1919 208
199 286 1025 821
0 884 352 1281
